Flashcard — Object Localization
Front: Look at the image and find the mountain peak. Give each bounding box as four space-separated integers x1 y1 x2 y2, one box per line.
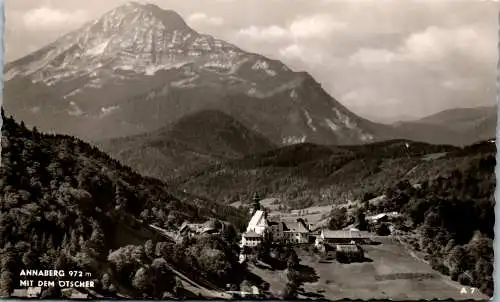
104 2 190 32
5 2 203 82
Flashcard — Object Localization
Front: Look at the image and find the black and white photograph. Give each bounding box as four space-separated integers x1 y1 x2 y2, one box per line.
0 0 497 300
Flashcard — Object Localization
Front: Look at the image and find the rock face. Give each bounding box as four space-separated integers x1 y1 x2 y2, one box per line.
4 2 391 145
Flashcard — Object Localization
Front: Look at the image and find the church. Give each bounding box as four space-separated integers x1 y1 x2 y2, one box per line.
240 194 312 247
241 193 269 247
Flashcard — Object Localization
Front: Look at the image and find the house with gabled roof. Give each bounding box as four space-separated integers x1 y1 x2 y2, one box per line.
283 218 311 244
241 230 263 247
316 229 368 246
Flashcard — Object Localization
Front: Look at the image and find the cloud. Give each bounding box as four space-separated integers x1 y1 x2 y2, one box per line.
236 14 346 42
441 78 481 91
278 43 326 66
400 25 495 63
288 14 346 39
187 13 224 26
22 7 88 30
238 25 288 41
348 48 397 65
279 44 303 58
348 24 495 68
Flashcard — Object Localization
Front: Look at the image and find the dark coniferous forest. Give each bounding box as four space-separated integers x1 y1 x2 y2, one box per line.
0 109 249 298
366 143 495 296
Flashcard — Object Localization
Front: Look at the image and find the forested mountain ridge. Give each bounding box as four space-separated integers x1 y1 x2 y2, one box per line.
98 110 277 180
174 139 466 207
0 109 248 298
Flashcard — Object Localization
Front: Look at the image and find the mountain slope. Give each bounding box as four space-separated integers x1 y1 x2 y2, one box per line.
4 2 390 146
391 106 496 146
98 110 277 179
0 109 249 297
173 138 494 208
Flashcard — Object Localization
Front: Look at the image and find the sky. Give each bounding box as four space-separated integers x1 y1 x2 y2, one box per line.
3 0 499 122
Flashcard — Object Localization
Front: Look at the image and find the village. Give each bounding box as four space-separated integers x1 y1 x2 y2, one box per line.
174 193 402 266
11 194 490 300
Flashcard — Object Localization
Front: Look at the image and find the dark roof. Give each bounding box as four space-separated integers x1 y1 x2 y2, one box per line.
203 219 222 230
284 219 310 232
244 231 261 238
322 230 366 239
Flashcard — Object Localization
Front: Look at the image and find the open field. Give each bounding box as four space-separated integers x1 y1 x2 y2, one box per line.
268 202 333 227
292 240 488 300
247 263 288 297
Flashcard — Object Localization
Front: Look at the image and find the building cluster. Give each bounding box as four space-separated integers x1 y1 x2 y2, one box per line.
314 229 367 261
239 199 369 262
177 219 224 239
240 209 313 248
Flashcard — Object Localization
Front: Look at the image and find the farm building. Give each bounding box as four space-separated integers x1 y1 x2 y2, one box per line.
178 219 223 238
335 244 364 263
315 229 368 246
367 212 400 223
268 218 311 244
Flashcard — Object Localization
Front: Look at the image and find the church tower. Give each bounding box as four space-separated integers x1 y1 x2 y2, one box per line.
249 192 261 216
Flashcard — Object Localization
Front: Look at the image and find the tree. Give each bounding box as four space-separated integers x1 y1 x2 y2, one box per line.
144 240 154 259
173 277 184 298
101 273 112 291
40 286 61 299
467 232 493 260
22 249 37 267
151 258 174 297
86 224 106 261
221 224 238 244
0 270 13 296
286 268 299 284
132 267 151 294
355 208 368 231
287 253 299 270
281 281 298 299
447 246 468 274
328 208 348 230
376 223 391 236
362 192 376 203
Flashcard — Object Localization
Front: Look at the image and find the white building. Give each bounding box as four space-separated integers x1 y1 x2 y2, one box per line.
241 230 262 247
367 211 400 223
246 210 268 235
241 210 268 247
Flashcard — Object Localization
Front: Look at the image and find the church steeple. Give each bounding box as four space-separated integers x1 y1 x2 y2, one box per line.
249 192 261 216
252 192 261 210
